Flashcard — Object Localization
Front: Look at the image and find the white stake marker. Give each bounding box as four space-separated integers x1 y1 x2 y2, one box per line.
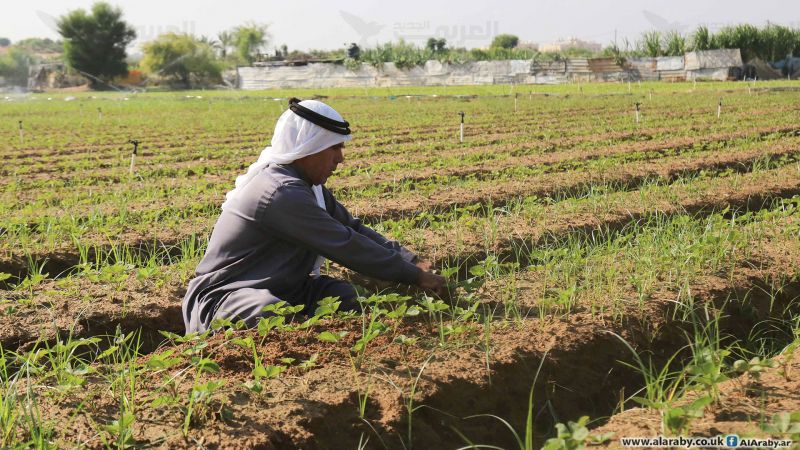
458 111 465 143
717 98 722 119
98 107 103 120
635 102 641 124
514 93 518 113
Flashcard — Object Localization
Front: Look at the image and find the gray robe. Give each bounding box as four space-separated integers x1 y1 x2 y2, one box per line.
182 163 421 333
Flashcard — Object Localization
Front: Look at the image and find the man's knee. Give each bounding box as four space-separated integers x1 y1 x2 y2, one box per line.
213 288 282 327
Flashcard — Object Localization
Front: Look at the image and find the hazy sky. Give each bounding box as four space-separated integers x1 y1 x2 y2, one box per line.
3 0 799 53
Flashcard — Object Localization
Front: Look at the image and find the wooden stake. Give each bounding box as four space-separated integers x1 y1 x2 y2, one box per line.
717 98 722 119
635 102 641 124
514 93 518 113
98 107 103 120
649 90 653 100
18 120 23 144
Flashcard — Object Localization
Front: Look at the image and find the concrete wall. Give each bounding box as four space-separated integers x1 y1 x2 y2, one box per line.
239 60 538 90
237 51 745 89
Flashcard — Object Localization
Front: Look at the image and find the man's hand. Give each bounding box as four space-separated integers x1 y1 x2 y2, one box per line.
415 260 446 295
415 260 433 272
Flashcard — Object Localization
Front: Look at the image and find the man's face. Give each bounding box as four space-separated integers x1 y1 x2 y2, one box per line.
296 143 345 185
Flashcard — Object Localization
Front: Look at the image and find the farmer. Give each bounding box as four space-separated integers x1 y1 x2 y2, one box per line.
182 98 445 334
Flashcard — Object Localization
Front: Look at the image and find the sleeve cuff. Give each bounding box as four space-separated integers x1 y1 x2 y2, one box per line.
399 246 418 264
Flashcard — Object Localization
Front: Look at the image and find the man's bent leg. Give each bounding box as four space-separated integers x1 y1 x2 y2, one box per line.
212 288 283 329
300 275 360 314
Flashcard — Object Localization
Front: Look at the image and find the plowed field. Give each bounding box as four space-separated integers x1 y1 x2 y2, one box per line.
2 81 800 449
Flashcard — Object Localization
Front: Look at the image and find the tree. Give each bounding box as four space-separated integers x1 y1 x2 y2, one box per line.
0 47 31 85
426 37 447 53
233 22 270 64
217 30 234 58
57 2 136 88
490 34 519 49
0 38 10 47
346 43 361 59
15 38 62 54
141 33 222 87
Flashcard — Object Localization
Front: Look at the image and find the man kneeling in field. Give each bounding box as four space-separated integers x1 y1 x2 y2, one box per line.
182 98 445 333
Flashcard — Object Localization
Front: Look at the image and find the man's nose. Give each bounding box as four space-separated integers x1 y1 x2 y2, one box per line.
335 149 344 164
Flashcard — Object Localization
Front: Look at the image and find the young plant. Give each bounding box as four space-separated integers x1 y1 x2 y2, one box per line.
542 416 613 450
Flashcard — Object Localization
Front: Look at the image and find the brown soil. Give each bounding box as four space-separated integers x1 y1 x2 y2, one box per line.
13 228 800 449
592 348 800 448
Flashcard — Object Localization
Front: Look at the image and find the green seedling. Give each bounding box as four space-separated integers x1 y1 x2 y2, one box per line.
761 412 800 440
542 416 613 450
732 356 777 385
663 395 713 436
183 379 226 436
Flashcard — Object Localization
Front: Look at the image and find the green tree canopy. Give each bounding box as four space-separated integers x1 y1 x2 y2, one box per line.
216 30 234 58
490 34 519 49
141 33 221 87
0 47 32 85
15 38 62 54
426 37 447 53
233 22 270 64
57 2 136 88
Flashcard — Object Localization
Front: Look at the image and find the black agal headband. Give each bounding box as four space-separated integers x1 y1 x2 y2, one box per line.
288 98 351 135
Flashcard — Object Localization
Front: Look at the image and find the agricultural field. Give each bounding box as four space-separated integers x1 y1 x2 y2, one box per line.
2 80 800 449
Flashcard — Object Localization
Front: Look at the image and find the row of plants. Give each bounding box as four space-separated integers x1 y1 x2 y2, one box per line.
0 189 797 447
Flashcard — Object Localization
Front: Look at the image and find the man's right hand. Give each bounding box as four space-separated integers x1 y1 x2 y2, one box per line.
417 269 446 296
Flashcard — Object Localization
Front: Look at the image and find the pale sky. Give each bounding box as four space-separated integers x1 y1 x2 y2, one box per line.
3 0 799 54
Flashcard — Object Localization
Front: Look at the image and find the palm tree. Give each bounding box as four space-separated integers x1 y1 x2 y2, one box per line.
233 22 270 64
217 30 234 59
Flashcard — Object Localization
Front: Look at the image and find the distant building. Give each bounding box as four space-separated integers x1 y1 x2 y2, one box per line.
539 37 602 54
517 41 539 51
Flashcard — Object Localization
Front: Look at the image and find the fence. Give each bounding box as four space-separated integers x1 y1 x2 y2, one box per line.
237 49 746 89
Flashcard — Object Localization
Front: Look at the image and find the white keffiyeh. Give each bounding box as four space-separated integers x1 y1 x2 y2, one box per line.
222 100 352 276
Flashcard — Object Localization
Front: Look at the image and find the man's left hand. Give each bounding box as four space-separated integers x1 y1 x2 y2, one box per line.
415 260 433 272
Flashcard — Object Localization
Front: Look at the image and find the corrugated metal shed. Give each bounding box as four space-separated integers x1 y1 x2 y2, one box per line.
627 58 659 81
587 58 624 73
686 68 735 81
531 60 567 74
684 49 742 70
656 56 684 71
567 59 592 74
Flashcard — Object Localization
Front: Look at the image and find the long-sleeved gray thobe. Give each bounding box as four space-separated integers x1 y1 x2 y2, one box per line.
182 163 421 333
